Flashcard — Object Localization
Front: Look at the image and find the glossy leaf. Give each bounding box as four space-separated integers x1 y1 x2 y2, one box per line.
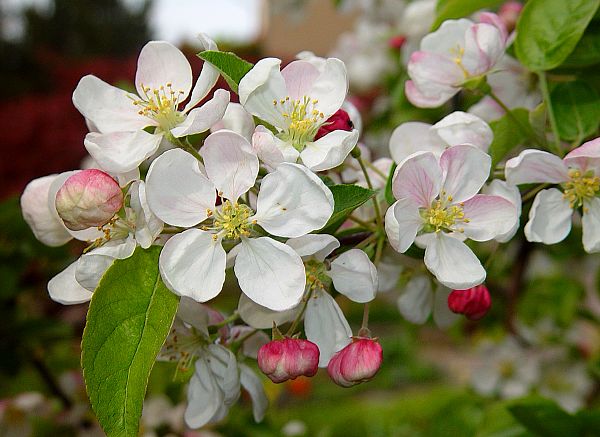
432 0 504 30
197 50 254 93
319 184 375 234
551 80 600 141
488 108 531 168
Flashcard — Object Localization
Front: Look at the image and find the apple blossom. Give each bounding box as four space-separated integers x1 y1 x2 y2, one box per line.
239 57 359 171
397 276 460 328
448 284 491 320
327 337 383 387
385 145 517 288
405 14 508 108
257 338 320 383
505 138 600 252
72 35 230 174
145 130 334 310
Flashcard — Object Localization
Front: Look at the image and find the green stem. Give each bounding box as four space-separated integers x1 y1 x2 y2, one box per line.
521 183 550 203
173 136 203 162
348 215 377 231
286 287 314 336
212 311 239 328
356 155 384 231
538 71 563 156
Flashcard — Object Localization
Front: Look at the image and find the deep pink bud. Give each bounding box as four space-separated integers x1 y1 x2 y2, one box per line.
498 1 522 32
448 285 492 320
388 35 407 51
257 338 319 383
327 338 383 387
315 109 354 140
55 169 123 230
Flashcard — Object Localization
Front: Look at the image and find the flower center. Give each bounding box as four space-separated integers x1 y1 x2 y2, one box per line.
499 360 515 378
421 195 469 233
85 215 131 252
274 96 325 151
305 259 332 291
562 168 600 209
162 324 207 373
132 82 186 131
450 45 470 78
209 200 254 241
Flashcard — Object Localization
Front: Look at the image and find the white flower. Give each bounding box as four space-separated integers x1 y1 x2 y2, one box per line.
239 58 359 171
73 35 230 174
145 130 334 311
396 275 459 327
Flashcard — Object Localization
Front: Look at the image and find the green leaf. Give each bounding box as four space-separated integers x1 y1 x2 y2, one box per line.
319 184 375 234
197 50 254 93
488 108 531 168
560 28 600 68
515 0 600 71
82 246 179 437
385 162 397 205
508 397 582 437
551 80 600 142
432 0 504 30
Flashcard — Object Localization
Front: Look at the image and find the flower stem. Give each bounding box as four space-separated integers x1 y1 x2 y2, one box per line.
356 155 384 231
348 215 377 231
488 90 543 148
173 136 203 162
538 71 563 156
212 311 240 328
286 286 314 336
521 183 549 203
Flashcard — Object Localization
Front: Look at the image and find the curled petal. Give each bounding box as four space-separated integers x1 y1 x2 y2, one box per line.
482 180 521 242
48 261 93 305
389 121 443 164
385 198 423 253
185 357 224 429
461 194 517 241
170 89 230 137
432 111 493 151
307 58 348 118
524 188 572 245
440 145 491 203
405 79 459 108
184 33 220 112
505 149 569 185
211 102 256 141
583 197 600 253
300 129 359 171
286 234 340 261
252 125 299 169
397 276 433 324
239 364 268 422
328 249 378 303
392 151 442 207
238 293 297 329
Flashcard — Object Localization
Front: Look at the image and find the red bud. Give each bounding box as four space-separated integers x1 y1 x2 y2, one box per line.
448 284 491 320
257 338 319 383
327 338 383 387
315 109 354 140
388 35 407 50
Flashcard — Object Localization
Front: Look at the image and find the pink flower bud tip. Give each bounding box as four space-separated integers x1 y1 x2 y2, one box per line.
498 1 522 32
448 284 491 320
257 338 319 384
388 35 407 50
327 338 383 388
315 109 354 140
55 169 123 231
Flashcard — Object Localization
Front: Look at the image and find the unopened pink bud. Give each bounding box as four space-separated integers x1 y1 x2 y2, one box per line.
257 338 319 383
327 338 383 387
55 169 123 230
498 1 522 32
315 109 354 140
388 35 407 51
448 284 491 320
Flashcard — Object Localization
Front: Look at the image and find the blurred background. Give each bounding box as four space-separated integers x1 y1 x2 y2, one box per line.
1 1 600 436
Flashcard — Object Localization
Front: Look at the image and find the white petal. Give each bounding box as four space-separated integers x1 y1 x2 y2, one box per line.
392 151 442 207
129 181 163 249
176 297 211 334
159 229 226 302
300 129 359 171
433 286 460 328
329 249 377 303
235 237 305 311
75 238 136 290
238 58 287 128
461 194 517 241
524 189 572 245
47 261 93 304
281 60 321 101
463 23 504 75
432 111 493 151
377 254 402 292
72 75 147 133
252 125 299 168
145 149 216 227
421 18 472 55
207 344 240 406
505 150 569 185
185 357 223 429
389 121 444 164
583 198 600 253
440 145 490 203
20 174 72 247
135 41 192 101
285 234 340 261
237 293 297 329
84 130 162 173
397 276 433 324
307 58 348 118
170 89 230 137
239 364 268 423
482 180 522 242
255 163 334 238
202 129 258 202
304 290 352 367
183 33 220 112
211 102 256 142
424 233 486 289
385 198 424 253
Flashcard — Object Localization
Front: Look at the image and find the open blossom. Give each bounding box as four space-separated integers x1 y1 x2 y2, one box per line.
389 111 493 164
258 338 320 383
405 14 508 108
385 145 517 288
72 35 229 174
240 57 359 171
327 338 383 387
505 138 600 252
145 130 334 311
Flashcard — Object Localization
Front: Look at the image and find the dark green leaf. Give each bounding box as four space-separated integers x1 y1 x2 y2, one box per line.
82 246 179 437
489 108 531 168
319 184 375 234
508 397 582 437
515 0 600 71
432 0 504 30
197 50 254 93
385 162 397 205
560 28 600 68
552 81 600 142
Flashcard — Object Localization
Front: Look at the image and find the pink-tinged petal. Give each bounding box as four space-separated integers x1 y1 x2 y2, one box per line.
183 33 220 112
47 261 93 305
328 249 378 303
405 79 459 108
389 121 445 164
327 338 383 387
479 12 508 44
237 293 297 329
440 145 491 203
202 130 259 202
21 175 72 247
281 60 321 100
432 111 493 151
408 51 465 86
170 89 230 137
564 137 600 173
254 163 334 238
251 125 299 169
424 233 486 289
257 338 319 383
286 234 340 261
505 149 569 185
238 58 288 129
235 237 306 311
308 58 348 118
420 18 472 55
583 197 600 253
385 198 423 253
84 130 162 173
461 194 517 241
524 188 572 244
72 75 148 133
211 102 256 142
397 276 433 324
482 180 521 242
159 229 226 302
301 129 359 171
392 151 442 207
135 41 192 101
145 149 216 227
462 23 505 75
